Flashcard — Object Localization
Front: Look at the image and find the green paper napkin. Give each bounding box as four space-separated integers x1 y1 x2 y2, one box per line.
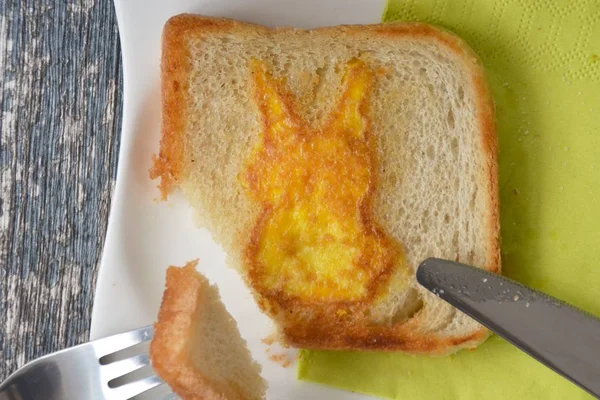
298 1 600 398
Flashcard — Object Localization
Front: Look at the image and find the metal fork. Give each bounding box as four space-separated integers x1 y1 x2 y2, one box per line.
0 325 176 400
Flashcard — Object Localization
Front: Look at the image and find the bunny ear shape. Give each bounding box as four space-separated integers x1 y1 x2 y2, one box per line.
328 59 373 140
250 60 299 143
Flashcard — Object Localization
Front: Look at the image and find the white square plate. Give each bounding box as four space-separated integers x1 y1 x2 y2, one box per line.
91 1 386 399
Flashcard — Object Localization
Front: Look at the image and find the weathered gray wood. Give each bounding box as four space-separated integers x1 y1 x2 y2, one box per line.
0 0 122 379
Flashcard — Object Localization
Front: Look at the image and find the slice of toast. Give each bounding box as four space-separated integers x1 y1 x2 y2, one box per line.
150 261 267 400
151 15 500 354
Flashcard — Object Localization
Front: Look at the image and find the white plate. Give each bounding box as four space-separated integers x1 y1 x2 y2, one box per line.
91 0 385 399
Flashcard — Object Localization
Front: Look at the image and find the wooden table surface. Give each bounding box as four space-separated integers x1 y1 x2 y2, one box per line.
0 1 122 379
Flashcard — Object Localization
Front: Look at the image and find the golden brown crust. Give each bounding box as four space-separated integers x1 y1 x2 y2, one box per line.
152 15 500 354
150 16 239 199
286 323 490 354
264 299 490 354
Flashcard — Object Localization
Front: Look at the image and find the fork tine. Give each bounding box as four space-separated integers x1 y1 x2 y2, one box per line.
93 325 154 358
101 340 150 365
108 364 155 388
108 371 163 399
102 354 150 381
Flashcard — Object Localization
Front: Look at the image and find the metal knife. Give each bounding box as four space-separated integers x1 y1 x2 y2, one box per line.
417 258 600 399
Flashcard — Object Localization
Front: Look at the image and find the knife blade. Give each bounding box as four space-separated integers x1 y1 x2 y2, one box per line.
417 258 600 399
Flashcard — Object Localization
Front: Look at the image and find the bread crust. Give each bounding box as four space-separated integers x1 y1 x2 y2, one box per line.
152 14 500 354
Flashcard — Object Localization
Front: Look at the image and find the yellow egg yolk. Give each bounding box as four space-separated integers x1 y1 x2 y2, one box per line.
243 59 399 303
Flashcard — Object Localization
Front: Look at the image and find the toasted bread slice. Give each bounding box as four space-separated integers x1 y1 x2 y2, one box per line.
150 261 266 400
151 15 500 354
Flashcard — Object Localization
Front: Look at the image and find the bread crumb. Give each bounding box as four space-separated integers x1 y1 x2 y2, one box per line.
261 334 277 346
268 353 292 368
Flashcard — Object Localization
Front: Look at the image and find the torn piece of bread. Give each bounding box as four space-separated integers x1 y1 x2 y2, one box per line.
150 261 267 400
151 15 500 354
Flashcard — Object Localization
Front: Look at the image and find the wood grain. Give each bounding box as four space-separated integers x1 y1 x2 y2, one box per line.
0 0 122 379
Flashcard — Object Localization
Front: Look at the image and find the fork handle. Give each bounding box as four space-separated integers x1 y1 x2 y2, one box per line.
0 357 65 400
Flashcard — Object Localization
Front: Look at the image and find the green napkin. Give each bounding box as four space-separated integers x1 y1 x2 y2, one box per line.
298 1 600 398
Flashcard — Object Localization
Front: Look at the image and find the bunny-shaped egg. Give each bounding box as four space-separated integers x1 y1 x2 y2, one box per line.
244 59 403 307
